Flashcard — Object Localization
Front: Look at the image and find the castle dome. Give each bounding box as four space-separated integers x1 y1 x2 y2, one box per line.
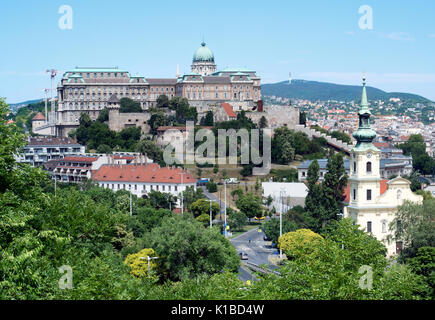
193 42 214 62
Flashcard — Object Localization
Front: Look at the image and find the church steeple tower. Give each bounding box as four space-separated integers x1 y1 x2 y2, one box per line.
348 75 381 206
352 74 378 151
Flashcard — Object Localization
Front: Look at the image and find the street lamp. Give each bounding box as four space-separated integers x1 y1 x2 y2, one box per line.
279 188 286 260
206 199 216 229
224 178 227 237
140 256 159 280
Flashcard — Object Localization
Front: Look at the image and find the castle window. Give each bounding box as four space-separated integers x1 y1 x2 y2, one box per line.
366 161 372 173
367 221 372 233
367 189 372 200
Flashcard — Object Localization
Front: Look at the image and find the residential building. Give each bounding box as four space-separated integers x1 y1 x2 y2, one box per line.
15 137 85 167
92 164 196 206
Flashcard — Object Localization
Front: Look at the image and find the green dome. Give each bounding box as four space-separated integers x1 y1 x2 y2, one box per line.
193 42 214 62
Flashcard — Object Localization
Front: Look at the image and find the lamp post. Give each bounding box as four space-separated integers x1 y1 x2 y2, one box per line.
279 188 286 260
140 256 159 280
130 190 133 216
224 178 227 237
206 199 215 229
179 170 185 213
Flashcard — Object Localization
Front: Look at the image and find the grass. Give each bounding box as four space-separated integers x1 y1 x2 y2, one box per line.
229 221 262 239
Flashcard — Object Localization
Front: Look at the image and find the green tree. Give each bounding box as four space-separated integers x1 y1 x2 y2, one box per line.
236 193 262 220
97 108 109 122
143 215 239 281
120 97 142 113
259 115 268 129
320 153 348 229
228 211 247 231
206 179 218 193
201 110 214 126
148 112 169 135
147 190 177 210
389 199 435 260
156 95 170 109
136 139 164 166
181 186 205 211
190 198 220 218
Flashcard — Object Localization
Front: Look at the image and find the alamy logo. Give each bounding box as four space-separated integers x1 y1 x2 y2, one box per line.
58 265 73 289
161 122 271 175
358 5 373 30
58 5 73 30
358 265 373 290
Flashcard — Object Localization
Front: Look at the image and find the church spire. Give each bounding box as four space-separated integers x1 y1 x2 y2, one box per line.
352 75 378 151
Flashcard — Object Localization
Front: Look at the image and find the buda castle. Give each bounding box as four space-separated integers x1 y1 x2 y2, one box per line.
54 42 261 137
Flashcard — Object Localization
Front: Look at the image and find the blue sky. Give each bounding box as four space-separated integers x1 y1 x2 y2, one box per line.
1 0 435 103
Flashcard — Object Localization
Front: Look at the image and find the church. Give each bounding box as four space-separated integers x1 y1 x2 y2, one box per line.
343 76 422 257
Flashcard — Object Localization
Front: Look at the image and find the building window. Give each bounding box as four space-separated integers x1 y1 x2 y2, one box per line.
175 186 178 191
353 189 356 201
382 220 387 233
302 171 306 177
366 161 372 173
367 189 372 200
397 189 402 200
367 221 372 233
353 162 356 173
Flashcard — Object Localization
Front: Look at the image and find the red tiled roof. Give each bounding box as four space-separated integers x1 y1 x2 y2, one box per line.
221 103 236 118
61 156 99 163
399 135 410 142
343 180 388 203
32 112 46 121
374 142 391 148
92 164 196 184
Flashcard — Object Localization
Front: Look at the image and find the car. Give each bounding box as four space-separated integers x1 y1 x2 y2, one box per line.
239 252 248 260
254 216 265 221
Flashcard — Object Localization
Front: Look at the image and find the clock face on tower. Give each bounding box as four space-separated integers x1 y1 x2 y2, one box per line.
367 152 372 158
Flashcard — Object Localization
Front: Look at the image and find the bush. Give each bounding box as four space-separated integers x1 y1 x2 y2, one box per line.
124 248 159 279
278 229 324 259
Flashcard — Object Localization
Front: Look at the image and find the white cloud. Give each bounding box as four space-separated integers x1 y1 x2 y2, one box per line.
380 32 414 41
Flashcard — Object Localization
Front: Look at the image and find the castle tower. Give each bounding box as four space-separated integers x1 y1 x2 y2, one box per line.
191 42 216 76
347 76 381 212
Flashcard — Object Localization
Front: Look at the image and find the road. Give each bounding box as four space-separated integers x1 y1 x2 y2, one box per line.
231 227 279 281
201 186 278 281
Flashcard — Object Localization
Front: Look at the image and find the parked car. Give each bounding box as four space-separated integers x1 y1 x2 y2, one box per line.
225 178 240 184
239 252 248 260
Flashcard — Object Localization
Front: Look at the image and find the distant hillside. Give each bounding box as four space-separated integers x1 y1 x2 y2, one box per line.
262 80 432 102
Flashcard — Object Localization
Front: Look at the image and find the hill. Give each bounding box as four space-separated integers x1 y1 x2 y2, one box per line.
261 80 432 102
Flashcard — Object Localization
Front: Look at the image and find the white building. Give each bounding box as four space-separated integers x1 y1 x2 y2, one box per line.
343 77 422 257
262 182 308 211
15 136 85 167
92 164 196 206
